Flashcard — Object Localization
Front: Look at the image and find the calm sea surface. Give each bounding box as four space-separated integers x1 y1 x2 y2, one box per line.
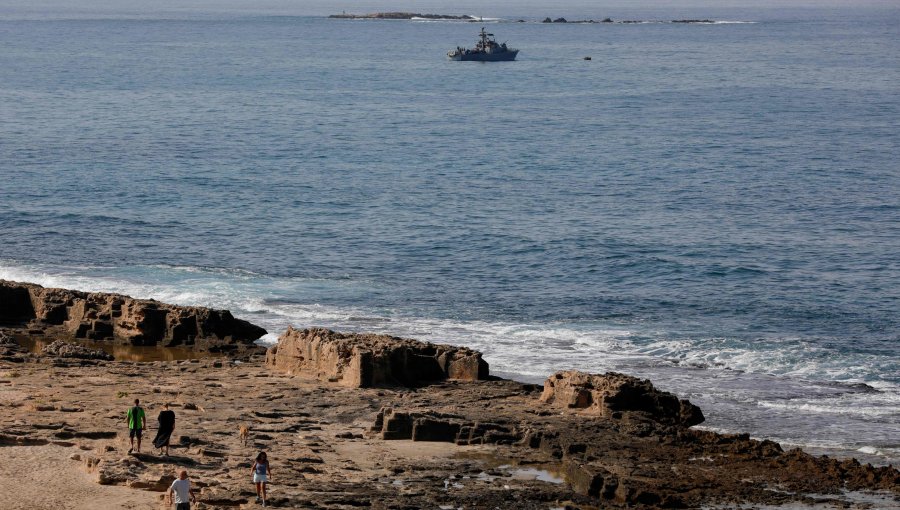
1 4 898 464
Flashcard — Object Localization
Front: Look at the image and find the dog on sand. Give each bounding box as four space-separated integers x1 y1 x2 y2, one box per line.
239 424 249 446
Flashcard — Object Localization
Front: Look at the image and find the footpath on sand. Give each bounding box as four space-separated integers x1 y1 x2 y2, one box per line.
0 444 156 510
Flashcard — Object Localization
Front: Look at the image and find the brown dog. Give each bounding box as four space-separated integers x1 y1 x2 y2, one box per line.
239 424 249 446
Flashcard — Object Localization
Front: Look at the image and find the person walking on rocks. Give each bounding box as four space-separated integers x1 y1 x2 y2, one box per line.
126 398 146 454
166 469 196 510
153 403 176 456
251 451 273 506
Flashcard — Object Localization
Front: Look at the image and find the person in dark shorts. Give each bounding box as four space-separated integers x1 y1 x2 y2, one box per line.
126 398 146 454
166 469 196 509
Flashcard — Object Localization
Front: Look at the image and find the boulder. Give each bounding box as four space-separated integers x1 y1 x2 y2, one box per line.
0 280 266 349
41 340 113 360
540 370 704 427
266 327 489 387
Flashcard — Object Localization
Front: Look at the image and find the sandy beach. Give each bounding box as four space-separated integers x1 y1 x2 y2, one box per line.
0 444 158 510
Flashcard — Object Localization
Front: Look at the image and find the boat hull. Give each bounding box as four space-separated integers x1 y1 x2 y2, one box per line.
449 49 518 62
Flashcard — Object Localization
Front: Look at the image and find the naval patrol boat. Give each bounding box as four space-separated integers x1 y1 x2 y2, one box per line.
448 27 518 61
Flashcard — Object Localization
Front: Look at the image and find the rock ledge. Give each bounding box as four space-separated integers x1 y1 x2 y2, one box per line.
266 326 489 387
0 280 266 350
541 370 704 427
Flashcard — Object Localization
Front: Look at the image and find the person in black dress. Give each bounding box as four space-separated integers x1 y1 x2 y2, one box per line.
153 403 176 456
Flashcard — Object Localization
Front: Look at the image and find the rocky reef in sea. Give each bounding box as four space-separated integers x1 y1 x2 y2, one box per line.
328 12 476 20
326 13 719 24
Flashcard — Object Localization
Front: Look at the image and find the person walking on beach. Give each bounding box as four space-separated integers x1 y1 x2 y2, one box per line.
126 398 146 454
166 470 196 510
251 451 273 506
153 403 176 456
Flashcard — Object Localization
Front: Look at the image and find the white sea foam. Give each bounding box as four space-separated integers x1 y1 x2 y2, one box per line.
757 400 899 418
409 16 501 23
258 332 280 346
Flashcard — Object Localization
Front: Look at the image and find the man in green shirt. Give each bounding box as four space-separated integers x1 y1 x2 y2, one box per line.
126 398 146 454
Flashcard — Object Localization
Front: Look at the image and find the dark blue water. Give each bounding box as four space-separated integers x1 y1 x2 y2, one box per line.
1 4 898 464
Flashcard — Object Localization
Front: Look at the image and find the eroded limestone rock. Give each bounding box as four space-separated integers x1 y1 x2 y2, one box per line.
540 370 704 427
266 327 489 387
0 280 266 350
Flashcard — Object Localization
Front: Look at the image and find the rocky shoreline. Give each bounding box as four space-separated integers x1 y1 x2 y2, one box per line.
1 282 898 509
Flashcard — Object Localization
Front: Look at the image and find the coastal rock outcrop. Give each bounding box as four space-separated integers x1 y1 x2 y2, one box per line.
540 370 704 427
266 327 489 387
0 280 266 350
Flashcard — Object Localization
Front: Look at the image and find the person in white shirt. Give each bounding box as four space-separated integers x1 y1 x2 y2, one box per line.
166 470 196 510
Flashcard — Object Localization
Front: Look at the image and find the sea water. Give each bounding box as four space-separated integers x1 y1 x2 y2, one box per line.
1 3 898 465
